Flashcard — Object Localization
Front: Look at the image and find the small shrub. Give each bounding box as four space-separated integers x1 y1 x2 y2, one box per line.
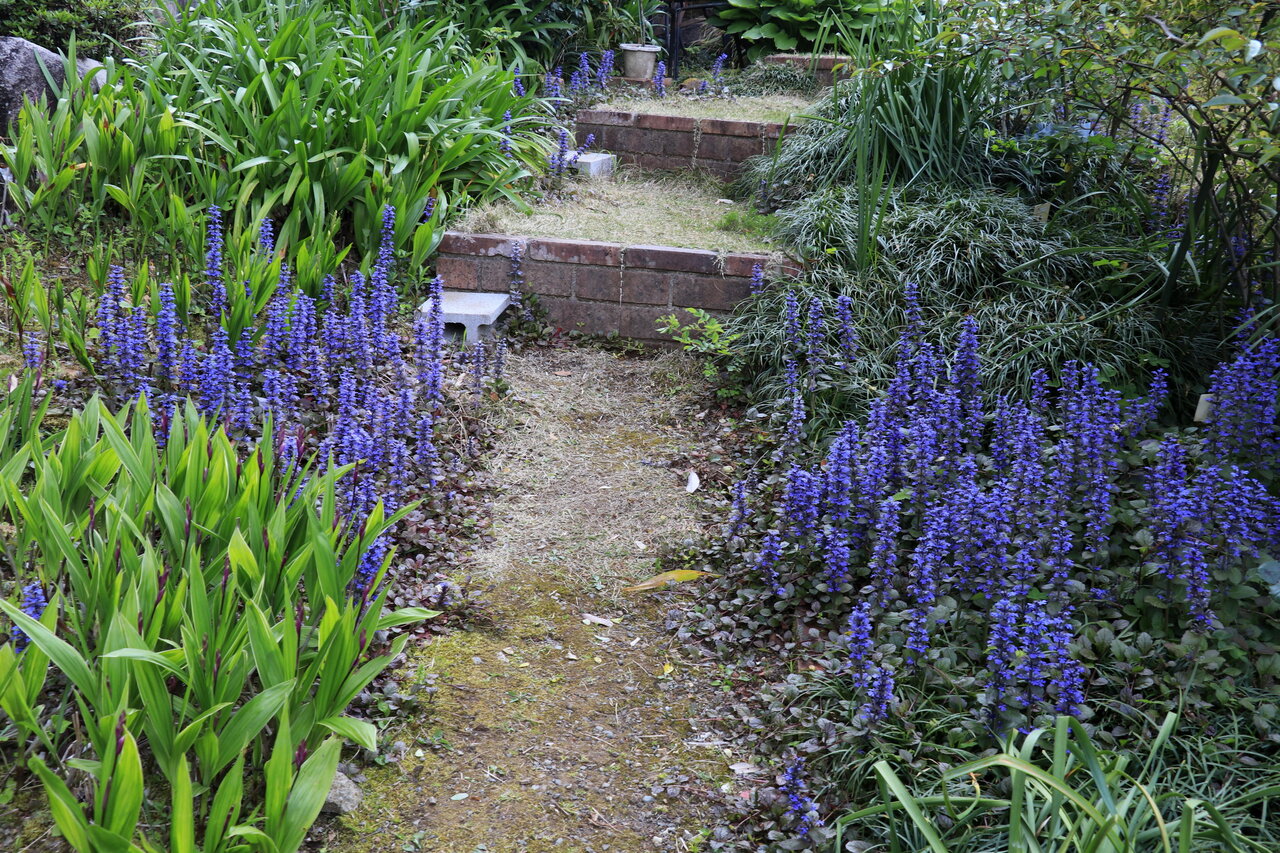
0 0 147 57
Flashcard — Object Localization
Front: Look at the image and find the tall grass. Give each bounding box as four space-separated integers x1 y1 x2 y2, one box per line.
836 715 1275 852
742 0 998 203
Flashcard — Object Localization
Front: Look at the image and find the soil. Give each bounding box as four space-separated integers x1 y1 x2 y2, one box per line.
316 347 745 853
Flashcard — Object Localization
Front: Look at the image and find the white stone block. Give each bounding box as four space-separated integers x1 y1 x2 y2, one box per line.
574 152 617 179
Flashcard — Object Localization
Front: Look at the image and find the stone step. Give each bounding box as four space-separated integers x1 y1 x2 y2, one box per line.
575 108 787 179
417 289 511 342
573 151 616 179
435 231 799 344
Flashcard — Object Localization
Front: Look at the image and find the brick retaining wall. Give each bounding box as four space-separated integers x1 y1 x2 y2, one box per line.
574 109 788 179
436 231 798 343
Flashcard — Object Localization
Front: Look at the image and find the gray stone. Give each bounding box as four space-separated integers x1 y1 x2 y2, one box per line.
321 771 363 815
0 37 108 134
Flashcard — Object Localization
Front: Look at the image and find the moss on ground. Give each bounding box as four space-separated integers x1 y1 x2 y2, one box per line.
324 575 718 852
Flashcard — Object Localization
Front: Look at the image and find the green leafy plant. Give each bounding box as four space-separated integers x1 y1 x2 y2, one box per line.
709 0 891 60
975 1 1280 314
0 0 553 265
0 393 436 852
0 0 147 58
658 308 743 386
396 0 575 67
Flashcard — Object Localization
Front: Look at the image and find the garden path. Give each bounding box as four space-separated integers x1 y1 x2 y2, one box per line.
323 347 734 853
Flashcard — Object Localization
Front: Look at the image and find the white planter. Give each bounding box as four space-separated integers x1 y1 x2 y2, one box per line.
619 43 661 80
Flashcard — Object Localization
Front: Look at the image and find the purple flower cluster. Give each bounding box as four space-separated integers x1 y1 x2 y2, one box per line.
1204 336 1279 466
9 582 47 651
710 53 728 87
652 61 666 98
548 131 594 177
499 110 513 158
834 295 857 366
779 759 822 836
986 598 1084 716
698 54 729 95
91 207 506 531
22 337 44 370
569 52 592 95
597 51 614 89
732 289 1280 730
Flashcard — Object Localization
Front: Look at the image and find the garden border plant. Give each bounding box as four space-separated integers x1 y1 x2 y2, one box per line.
678 282 1280 849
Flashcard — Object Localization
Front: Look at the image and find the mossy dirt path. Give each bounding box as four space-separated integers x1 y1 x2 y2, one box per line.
325 348 733 853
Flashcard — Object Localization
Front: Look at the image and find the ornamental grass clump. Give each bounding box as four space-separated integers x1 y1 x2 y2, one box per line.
688 286 1280 842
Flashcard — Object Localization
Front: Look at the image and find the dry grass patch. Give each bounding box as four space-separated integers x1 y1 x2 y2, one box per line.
593 93 811 124
459 170 779 255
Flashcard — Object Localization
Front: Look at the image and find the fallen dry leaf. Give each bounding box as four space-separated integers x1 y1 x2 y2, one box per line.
622 569 715 592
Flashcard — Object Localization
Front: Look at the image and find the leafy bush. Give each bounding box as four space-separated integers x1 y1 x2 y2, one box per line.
398 0 571 67
391 0 650 66
0 0 552 263
708 0 888 60
0 0 147 57
681 292 1280 847
973 0 1280 317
